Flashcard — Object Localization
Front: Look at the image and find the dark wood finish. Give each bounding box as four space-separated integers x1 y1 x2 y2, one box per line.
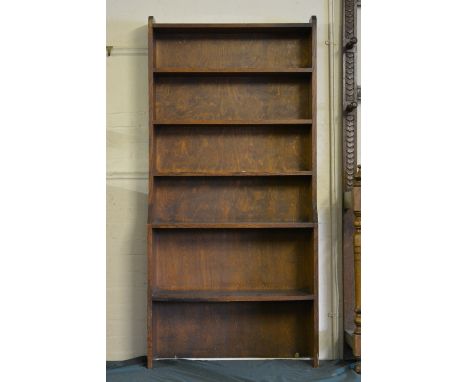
343 209 355 334
310 17 319 367
146 15 154 369
154 119 313 125
342 0 360 372
155 68 313 74
153 172 314 176
153 23 312 29
344 101 358 113
152 229 314 292
153 290 314 302
154 124 311 173
153 302 313 358
147 17 318 367
152 176 312 223
353 166 361 372
154 77 311 121
342 0 358 192
344 36 358 51
154 29 311 69
152 222 316 228
343 166 361 370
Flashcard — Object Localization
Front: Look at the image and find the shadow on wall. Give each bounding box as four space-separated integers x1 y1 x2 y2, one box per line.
107 23 150 360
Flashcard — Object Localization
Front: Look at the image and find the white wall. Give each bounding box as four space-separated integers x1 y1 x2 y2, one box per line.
107 0 343 361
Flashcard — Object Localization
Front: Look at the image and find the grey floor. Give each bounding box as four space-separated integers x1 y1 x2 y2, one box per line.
107 360 360 382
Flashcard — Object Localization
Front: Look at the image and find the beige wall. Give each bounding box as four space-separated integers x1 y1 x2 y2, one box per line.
107 0 343 361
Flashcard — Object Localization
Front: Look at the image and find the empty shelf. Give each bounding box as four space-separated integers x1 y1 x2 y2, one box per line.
153 171 313 177
151 222 316 229
152 289 315 302
154 119 313 125
154 68 313 75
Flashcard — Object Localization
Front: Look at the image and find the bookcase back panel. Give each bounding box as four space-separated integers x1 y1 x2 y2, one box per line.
154 30 311 69
154 125 311 172
152 301 313 358
152 177 312 223
154 77 310 120
152 229 313 291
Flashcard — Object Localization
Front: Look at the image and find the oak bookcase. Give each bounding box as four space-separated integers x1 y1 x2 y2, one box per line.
147 16 318 368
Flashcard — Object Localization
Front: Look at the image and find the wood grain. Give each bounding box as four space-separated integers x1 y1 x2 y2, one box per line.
154 30 311 69
154 76 310 120
154 68 313 74
147 20 318 367
152 302 313 358
353 167 361 366
152 229 313 292
152 290 314 302
153 172 314 176
151 222 315 228
154 125 311 173
310 16 319 367
146 15 154 370
155 119 313 125
152 176 312 223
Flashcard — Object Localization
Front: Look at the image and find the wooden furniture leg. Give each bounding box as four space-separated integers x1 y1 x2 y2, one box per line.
352 166 361 373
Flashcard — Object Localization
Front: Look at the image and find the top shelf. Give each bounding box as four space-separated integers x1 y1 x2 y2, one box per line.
153 23 312 29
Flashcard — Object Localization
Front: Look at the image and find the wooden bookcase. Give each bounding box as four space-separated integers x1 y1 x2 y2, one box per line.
147 16 318 368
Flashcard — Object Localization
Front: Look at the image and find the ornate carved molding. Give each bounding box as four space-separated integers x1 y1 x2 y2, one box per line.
343 2 360 370
343 0 358 192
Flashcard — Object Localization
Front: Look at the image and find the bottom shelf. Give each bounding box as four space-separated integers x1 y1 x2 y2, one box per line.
152 301 315 359
152 289 314 302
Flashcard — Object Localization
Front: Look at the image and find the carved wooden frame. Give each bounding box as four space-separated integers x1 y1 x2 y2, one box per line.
342 0 361 374
343 0 359 192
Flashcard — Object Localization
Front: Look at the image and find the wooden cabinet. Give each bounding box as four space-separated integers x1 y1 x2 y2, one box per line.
147 17 319 367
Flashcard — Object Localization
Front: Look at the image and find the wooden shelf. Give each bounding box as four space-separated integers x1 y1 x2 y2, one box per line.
152 289 314 302
153 23 312 29
153 171 313 177
154 119 313 125
152 222 316 229
154 68 313 75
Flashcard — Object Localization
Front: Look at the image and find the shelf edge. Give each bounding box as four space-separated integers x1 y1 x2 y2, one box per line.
151 223 317 229
152 290 315 302
153 120 313 125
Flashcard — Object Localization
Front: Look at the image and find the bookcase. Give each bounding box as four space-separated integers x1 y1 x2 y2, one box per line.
147 16 318 368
